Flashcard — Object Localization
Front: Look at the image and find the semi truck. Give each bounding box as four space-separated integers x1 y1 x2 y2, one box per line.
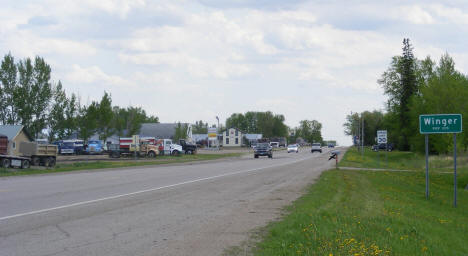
109 136 160 158
86 140 104 154
60 139 84 155
156 139 183 156
0 136 58 168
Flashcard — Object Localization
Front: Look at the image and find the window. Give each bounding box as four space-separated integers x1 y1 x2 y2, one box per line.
235 138 238 144
12 142 16 149
226 138 229 144
226 130 229 136
235 130 238 136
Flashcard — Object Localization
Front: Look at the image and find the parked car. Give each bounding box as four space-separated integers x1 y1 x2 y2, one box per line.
372 143 394 151
254 143 273 158
287 144 299 153
311 143 322 153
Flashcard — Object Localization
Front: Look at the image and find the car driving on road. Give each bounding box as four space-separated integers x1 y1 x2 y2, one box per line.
372 143 394 151
254 143 273 158
287 144 299 153
311 143 322 153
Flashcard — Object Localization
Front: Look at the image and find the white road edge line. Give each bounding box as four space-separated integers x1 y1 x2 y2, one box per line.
0 155 315 221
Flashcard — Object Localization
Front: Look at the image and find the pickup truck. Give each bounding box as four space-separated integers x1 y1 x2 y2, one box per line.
179 139 197 154
254 143 273 158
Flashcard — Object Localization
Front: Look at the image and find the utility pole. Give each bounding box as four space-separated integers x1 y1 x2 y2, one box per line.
216 116 220 150
361 116 364 157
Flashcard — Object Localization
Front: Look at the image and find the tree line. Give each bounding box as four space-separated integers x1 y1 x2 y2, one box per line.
226 111 324 143
344 39 468 153
0 53 159 142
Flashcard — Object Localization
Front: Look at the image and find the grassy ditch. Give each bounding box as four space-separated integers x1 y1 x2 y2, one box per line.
0 153 242 177
253 148 468 255
339 146 468 171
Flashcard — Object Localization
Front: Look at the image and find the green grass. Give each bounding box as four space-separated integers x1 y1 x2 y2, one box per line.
0 153 242 177
339 147 468 172
253 148 468 255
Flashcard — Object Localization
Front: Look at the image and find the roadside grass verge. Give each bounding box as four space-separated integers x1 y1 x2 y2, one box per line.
254 169 468 255
253 148 468 255
0 153 242 177
339 146 468 171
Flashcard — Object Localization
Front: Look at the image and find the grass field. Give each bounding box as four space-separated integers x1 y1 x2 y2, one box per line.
0 153 242 177
253 147 468 255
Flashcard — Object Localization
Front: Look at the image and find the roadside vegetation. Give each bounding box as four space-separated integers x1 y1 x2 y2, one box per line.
0 153 242 177
344 38 468 155
252 147 468 255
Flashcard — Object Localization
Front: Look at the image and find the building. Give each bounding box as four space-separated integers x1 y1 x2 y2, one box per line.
0 125 33 155
244 134 263 146
139 123 188 139
223 128 242 147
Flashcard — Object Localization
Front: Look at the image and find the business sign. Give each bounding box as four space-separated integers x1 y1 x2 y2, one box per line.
419 114 462 134
208 127 217 140
377 130 387 144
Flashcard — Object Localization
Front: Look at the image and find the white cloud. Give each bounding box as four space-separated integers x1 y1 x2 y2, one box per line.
66 65 131 87
4 0 468 146
401 5 435 24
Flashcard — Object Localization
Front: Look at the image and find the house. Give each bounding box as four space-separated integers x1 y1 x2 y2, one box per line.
139 123 189 139
223 128 242 147
0 125 33 155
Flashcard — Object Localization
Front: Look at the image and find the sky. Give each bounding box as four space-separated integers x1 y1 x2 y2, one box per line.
2 0 468 146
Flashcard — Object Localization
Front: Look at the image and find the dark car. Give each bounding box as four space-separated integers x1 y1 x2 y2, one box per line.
372 143 394 151
254 143 272 158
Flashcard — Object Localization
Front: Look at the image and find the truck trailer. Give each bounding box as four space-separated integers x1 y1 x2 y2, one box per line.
0 136 58 168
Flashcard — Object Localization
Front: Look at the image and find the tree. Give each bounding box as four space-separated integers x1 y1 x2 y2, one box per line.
14 56 53 138
193 120 208 134
378 38 419 150
145 115 159 123
64 93 78 138
174 122 188 141
0 53 18 124
225 111 288 138
78 102 98 142
294 120 323 143
97 92 114 142
48 81 68 140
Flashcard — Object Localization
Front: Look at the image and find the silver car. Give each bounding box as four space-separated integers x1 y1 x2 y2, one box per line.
287 144 299 153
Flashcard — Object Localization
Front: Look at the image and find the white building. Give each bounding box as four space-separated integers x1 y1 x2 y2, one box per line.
222 128 242 147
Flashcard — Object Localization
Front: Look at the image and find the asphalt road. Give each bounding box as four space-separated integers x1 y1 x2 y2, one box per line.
0 147 339 256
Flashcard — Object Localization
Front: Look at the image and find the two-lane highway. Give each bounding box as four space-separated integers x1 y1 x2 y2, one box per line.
0 147 338 256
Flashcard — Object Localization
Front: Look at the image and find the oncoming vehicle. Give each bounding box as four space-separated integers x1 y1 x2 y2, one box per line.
311 143 322 153
254 143 272 158
287 144 299 153
269 142 279 148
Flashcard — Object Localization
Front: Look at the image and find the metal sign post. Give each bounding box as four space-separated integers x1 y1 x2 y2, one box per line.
454 133 457 207
377 130 387 168
419 114 462 206
425 134 429 199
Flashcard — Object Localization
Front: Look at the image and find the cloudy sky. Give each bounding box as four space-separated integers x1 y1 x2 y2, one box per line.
2 0 468 145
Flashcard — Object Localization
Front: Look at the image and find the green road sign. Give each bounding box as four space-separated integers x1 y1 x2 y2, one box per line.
419 114 462 134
